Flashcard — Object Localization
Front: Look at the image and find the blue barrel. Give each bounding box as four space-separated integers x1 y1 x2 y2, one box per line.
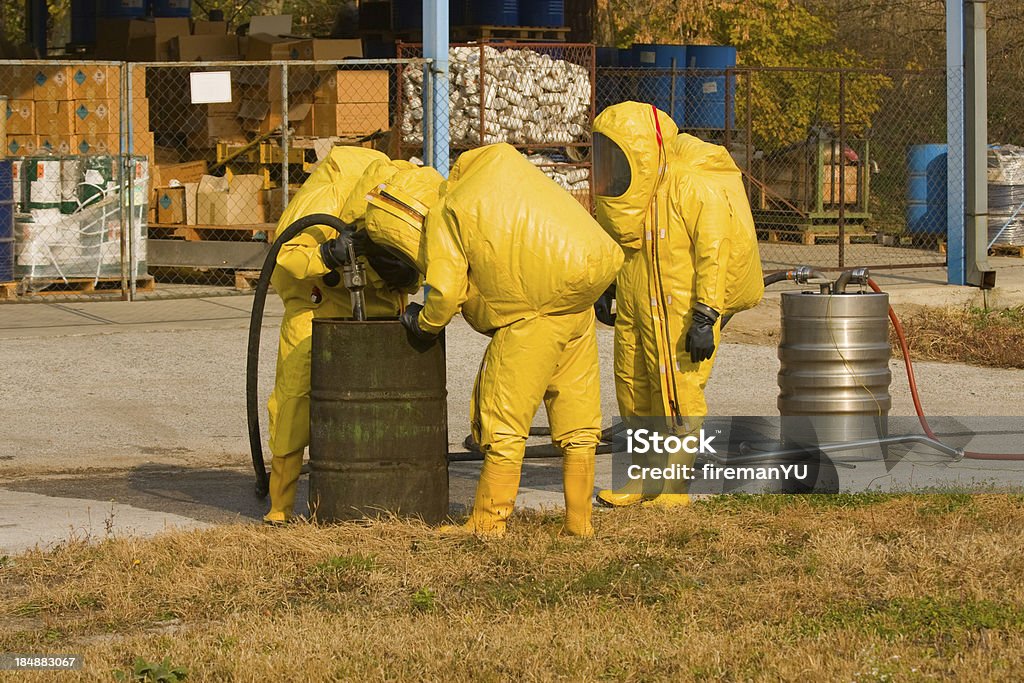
98 0 145 18
0 238 12 281
152 0 191 17
0 160 11 280
470 0 518 26
631 44 687 128
906 144 948 235
596 47 618 67
519 0 563 26
684 45 736 129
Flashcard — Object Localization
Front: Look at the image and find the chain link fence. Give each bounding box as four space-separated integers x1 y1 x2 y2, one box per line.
597 65 951 271
0 58 422 300
1 55 1011 299
129 58 413 291
0 61 149 300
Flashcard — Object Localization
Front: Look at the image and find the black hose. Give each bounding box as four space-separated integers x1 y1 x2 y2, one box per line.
763 270 793 287
247 213 352 498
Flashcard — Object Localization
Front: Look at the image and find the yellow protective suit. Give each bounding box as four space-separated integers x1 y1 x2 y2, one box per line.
366 144 624 536
592 102 764 507
265 147 416 523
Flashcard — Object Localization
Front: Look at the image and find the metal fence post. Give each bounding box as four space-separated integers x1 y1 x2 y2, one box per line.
126 62 139 301
838 69 846 269
281 62 290 214
423 62 434 167
118 62 129 299
946 1 966 285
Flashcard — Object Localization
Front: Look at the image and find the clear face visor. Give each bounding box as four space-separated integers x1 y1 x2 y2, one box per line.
593 132 632 198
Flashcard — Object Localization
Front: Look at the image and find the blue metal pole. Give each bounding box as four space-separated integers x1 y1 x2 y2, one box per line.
946 0 966 285
423 0 450 178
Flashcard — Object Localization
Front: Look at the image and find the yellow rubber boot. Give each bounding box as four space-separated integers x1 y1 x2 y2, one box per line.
596 490 650 507
640 493 691 508
640 449 695 509
443 460 522 537
562 447 595 537
264 449 305 524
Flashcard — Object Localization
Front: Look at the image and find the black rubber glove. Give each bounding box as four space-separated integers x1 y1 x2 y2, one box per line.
400 302 437 342
319 228 357 270
367 251 419 290
685 304 720 363
594 284 616 326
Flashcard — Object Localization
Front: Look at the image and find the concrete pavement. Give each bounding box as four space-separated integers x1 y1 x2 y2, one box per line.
2 260 1024 554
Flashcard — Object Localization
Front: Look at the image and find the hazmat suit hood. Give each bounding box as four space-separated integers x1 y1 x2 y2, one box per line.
364 166 446 273
592 102 678 249
339 158 416 225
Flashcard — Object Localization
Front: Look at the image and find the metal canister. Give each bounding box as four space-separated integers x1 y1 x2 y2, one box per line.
308 319 449 524
25 157 62 211
778 290 892 458
60 156 82 214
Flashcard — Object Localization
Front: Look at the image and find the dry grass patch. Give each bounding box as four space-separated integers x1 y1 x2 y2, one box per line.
895 305 1024 368
2 494 1024 680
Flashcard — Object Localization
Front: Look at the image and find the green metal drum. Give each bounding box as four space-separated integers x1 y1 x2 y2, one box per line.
309 319 449 524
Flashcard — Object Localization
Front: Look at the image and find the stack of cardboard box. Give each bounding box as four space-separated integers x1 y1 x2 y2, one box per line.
4 64 155 160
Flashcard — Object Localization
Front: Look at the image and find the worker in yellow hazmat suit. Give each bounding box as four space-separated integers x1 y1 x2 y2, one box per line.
591 102 764 508
364 144 624 537
265 147 420 523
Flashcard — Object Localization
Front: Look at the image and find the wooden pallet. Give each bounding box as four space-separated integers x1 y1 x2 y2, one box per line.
149 223 277 243
234 270 262 291
990 243 1024 258
379 25 570 43
763 229 875 246
453 25 571 42
0 276 155 300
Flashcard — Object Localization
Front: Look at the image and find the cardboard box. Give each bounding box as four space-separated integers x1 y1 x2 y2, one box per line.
246 34 305 61
30 66 73 101
183 181 199 224
128 17 190 61
193 20 228 35
0 65 36 99
133 130 155 157
292 38 363 63
315 70 389 104
173 35 240 61
156 186 186 224
196 174 265 225
72 134 119 155
313 102 390 136
96 18 154 61
37 136 71 155
152 161 209 188
130 97 150 129
5 100 34 135
249 14 292 35
34 101 76 137
70 66 119 100
130 66 147 97
234 65 317 101
73 101 119 135
7 135 36 156
188 114 246 148
238 98 314 135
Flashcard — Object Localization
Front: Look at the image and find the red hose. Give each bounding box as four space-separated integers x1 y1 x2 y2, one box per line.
868 278 1024 461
